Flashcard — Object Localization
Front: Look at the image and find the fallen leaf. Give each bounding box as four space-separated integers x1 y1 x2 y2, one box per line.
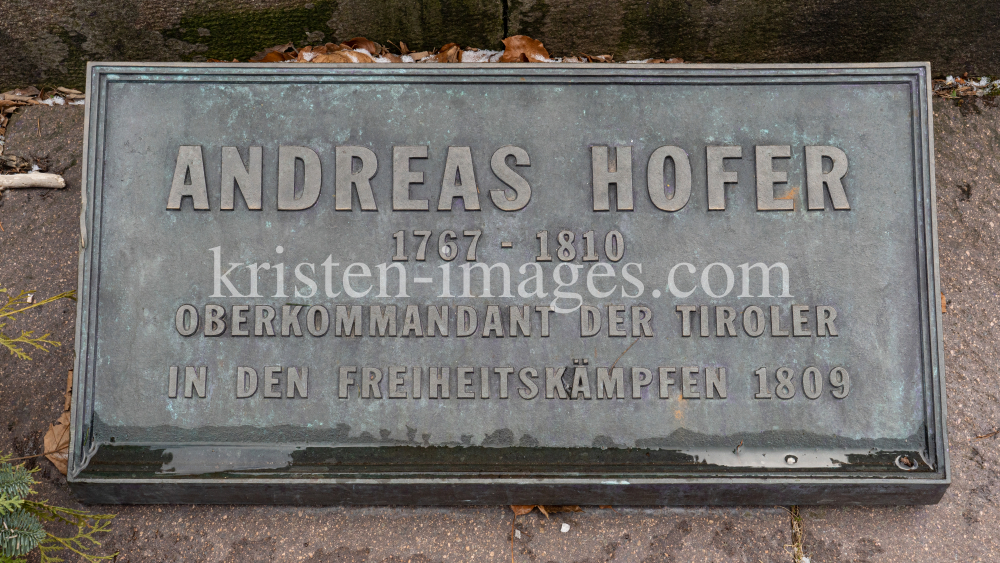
398 41 410 55
583 53 614 63
500 35 550 63
536 505 549 517
295 45 314 61
11 86 40 96
383 53 404 63
599 505 613 509
346 50 375 63
325 42 349 52
250 42 296 62
665 57 684 63
312 50 375 63
436 43 462 63
56 87 82 95
44 411 70 475
260 52 289 63
563 56 585 63
544 505 583 514
344 37 380 56
409 51 430 61
42 370 73 475
510 505 536 516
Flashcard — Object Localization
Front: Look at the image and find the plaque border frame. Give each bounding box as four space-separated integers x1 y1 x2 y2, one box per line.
70 62 948 505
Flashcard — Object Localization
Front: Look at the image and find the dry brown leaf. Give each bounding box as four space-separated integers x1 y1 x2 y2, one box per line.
383 53 404 63
543 505 583 513
250 42 296 62
311 53 342 63
44 413 70 475
410 51 430 61
0 100 26 108
56 87 82 95
325 42 348 52
398 41 410 55
259 52 288 63
436 43 462 63
665 57 684 63
500 35 550 63
344 50 375 63
563 56 585 63
313 50 375 63
295 45 314 62
509 505 581 517
344 37 380 56
583 53 614 63
599 505 613 509
42 371 72 475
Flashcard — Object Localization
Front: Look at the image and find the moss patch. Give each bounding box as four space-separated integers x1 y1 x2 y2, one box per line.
163 2 339 62
49 31 90 91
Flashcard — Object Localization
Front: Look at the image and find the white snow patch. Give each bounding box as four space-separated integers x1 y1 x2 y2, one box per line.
301 51 317 61
560 523 570 533
461 49 501 63
30 164 40 173
38 96 65 106
401 55 415 63
626 59 652 63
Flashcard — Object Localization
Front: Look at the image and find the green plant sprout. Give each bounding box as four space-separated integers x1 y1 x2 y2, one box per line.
0 454 116 563
0 288 76 360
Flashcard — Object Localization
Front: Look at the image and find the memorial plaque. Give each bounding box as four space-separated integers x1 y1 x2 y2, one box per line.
70 63 948 505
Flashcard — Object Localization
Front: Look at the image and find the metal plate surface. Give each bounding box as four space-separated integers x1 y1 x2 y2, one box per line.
70 62 948 504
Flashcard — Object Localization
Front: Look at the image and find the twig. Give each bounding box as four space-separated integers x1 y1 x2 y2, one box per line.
0 173 66 190
610 337 641 370
5 445 68 462
974 429 999 440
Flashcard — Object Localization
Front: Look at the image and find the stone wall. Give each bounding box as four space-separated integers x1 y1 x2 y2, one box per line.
1 0 997 90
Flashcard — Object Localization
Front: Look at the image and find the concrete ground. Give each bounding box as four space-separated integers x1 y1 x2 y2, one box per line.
1 95 998 562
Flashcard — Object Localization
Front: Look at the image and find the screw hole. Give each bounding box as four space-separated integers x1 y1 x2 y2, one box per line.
784 455 797 465
895 455 918 471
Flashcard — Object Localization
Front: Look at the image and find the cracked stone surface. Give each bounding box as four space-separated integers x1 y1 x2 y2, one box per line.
0 95 996 561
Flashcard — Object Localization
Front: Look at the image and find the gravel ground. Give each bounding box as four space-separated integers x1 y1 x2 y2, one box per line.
1 96 997 562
